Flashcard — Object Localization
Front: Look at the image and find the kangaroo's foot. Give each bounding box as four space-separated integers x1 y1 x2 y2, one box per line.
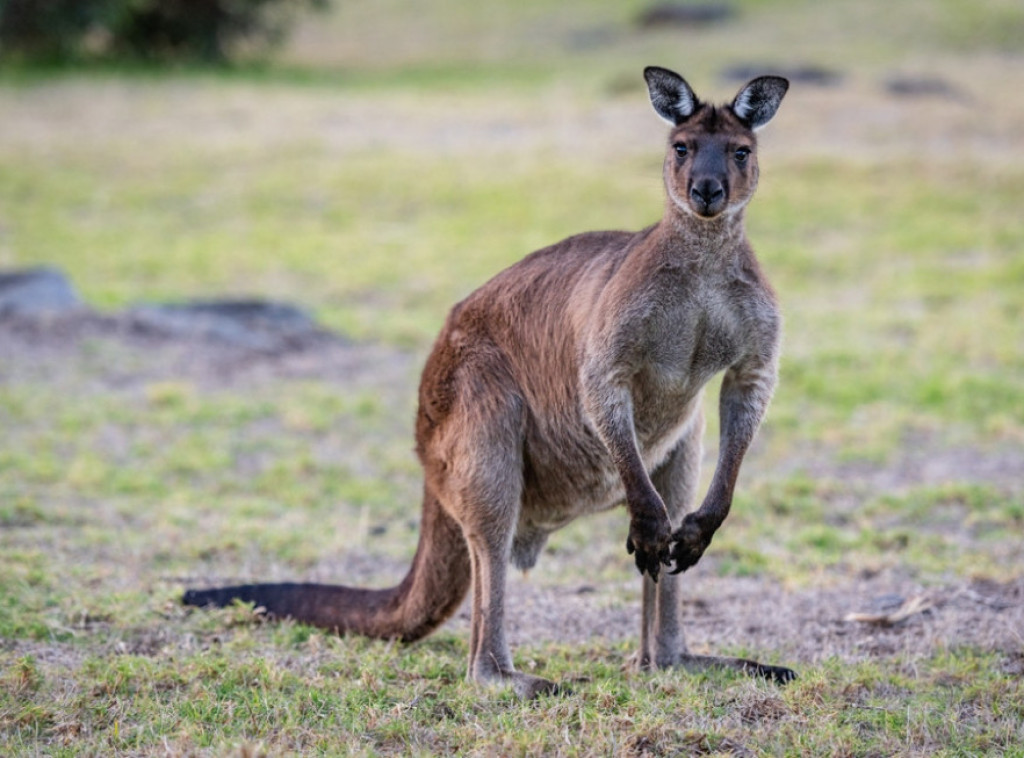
724 656 797 685
473 667 560 699
638 651 796 685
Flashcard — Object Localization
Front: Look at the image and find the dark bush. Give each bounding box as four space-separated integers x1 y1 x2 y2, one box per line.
0 0 329 63
0 0 99 61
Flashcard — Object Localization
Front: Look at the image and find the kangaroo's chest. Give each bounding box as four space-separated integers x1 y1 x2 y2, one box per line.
634 291 744 409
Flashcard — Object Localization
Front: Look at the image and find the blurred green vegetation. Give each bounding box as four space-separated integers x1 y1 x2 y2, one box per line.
0 0 329 64
1 143 1020 443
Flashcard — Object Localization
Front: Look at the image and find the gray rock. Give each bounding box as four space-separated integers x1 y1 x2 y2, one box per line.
636 2 736 29
0 267 83 317
884 75 969 101
721 63 843 88
564 26 620 51
127 299 329 352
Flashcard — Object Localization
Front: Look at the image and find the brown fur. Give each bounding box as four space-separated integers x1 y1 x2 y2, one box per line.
184 67 796 697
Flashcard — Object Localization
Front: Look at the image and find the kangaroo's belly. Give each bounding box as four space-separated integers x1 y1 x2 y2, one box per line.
513 388 703 565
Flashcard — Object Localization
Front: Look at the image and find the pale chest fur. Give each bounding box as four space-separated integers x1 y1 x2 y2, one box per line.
629 266 778 449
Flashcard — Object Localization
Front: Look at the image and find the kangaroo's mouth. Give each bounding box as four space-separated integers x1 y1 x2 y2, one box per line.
690 199 727 218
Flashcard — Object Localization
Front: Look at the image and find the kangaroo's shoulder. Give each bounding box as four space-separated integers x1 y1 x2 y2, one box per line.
504 226 654 282
446 225 655 327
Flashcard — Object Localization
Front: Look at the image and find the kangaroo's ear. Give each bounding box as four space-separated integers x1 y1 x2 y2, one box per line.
731 76 789 130
644 66 699 125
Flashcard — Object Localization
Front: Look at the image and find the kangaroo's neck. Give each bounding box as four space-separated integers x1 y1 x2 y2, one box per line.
655 205 750 267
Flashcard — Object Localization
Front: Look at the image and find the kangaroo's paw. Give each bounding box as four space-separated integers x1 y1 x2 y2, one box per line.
668 513 712 573
626 510 673 582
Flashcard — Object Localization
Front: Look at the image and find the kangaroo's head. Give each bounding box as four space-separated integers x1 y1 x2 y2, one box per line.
644 66 788 221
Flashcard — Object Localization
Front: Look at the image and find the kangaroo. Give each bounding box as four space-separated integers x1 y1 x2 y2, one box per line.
184 66 795 698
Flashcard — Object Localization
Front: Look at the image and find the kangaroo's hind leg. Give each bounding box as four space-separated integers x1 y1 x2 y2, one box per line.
639 408 796 684
431 365 559 700
637 409 703 670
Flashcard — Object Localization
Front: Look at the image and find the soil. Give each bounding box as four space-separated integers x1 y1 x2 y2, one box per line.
1 313 1021 671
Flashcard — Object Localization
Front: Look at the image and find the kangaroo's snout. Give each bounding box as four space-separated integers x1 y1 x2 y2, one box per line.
689 178 726 217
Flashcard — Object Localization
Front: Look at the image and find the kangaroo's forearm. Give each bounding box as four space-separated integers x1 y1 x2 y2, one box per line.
670 359 776 573
584 382 665 518
695 361 776 529
581 371 674 578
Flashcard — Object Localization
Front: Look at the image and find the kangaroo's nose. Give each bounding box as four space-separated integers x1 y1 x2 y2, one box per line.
690 180 725 206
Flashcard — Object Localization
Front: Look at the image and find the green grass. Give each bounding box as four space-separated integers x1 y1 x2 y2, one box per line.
3 638 1022 755
703 474 1023 583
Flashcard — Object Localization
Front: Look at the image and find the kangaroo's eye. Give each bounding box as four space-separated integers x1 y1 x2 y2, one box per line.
734 147 751 163
673 143 688 158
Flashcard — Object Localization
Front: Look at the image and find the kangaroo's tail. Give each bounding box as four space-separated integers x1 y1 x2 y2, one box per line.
182 491 470 642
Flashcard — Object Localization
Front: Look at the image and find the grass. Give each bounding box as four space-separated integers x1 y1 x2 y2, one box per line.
3 638 1022 755
2 0 1024 754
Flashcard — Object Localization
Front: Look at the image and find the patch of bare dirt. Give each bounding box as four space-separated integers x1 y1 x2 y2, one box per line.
482 571 1024 668
0 310 416 393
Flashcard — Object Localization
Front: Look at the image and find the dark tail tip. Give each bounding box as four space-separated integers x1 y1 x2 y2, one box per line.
182 584 265 609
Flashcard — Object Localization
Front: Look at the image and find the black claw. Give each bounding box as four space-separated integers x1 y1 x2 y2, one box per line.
668 548 693 574
777 667 798 685
632 549 663 583
759 665 797 685
626 537 635 555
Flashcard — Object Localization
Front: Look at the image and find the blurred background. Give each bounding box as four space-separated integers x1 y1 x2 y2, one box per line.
2 0 1022 451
